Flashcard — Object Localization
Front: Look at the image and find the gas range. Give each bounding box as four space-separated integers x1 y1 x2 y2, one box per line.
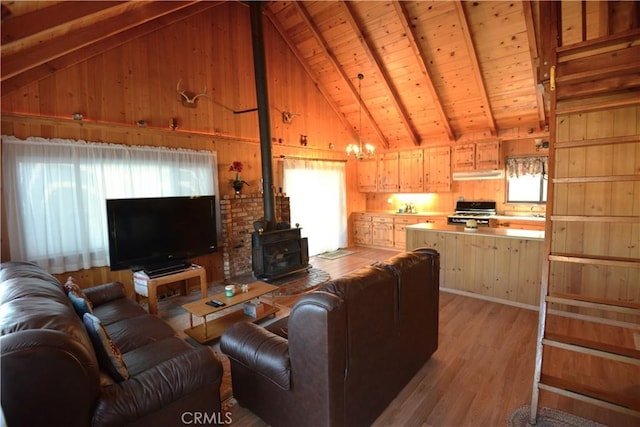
447 201 497 227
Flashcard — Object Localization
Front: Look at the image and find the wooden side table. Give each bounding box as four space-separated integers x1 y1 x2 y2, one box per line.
134 264 208 315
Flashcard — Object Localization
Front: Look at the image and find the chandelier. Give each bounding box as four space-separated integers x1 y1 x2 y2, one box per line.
346 73 375 160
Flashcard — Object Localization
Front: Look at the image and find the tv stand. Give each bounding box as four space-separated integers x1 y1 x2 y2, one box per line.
133 264 208 315
142 260 192 278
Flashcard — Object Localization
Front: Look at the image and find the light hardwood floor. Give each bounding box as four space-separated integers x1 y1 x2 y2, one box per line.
164 247 637 426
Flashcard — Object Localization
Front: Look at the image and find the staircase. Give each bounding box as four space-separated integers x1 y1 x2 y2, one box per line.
529 3 640 423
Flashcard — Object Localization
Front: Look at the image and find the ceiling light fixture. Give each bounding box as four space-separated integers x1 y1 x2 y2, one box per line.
346 73 375 160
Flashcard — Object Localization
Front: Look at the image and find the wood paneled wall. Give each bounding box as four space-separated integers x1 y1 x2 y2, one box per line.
0 2 362 285
550 105 640 319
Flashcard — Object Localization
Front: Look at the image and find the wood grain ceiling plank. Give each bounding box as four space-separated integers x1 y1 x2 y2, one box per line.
263 5 360 143
453 1 496 136
341 0 420 146
1 1 126 48
1 2 222 94
292 1 389 149
1 1 199 82
394 0 454 142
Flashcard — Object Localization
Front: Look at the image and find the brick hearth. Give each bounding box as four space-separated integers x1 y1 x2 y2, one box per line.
219 194 290 279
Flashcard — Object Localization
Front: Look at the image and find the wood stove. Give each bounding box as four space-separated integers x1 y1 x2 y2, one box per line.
252 227 309 281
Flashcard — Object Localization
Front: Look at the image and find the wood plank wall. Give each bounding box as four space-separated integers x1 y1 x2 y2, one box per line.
2 1 638 292
550 105 640 320
0 2 362 287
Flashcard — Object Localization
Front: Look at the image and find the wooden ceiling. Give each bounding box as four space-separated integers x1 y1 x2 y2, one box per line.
2 1 551 148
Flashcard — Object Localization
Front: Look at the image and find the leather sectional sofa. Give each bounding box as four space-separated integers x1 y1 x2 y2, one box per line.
0 261 223 427
220 248 440 427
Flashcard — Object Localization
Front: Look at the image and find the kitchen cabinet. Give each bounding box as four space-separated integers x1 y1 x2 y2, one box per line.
452 140 501 172
357 158 377 192
452 143 475 171
406 224 544 306
424 146 451 192
393 216 419 249
398 150 423 192
352 213 372 245
475 140 501 170
372 215 394 247
378 153 399 192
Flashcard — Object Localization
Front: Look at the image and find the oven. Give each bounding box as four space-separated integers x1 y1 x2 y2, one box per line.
447 201 497 227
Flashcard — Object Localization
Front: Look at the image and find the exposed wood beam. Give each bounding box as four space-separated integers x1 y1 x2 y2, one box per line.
293 1 389 149
454 1 497 136
1 1 199 83
1 2 223 94
393 1 455 142
341 0 420 146
522 0 547 131
263 6 360 143
1 1 127 51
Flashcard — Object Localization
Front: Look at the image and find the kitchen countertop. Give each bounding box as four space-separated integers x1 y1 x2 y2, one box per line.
406 222 545 241
357 211 546 221
357 211 450 217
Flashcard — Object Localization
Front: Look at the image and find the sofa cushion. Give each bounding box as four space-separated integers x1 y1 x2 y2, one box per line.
64 277 94 317
122 336 199 376
83 313 130 382
91 298 147 326
104 314 176 354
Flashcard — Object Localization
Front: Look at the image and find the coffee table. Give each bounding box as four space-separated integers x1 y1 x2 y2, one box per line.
182 281 279 344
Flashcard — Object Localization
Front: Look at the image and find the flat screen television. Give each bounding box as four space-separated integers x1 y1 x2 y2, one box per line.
106 195 217 273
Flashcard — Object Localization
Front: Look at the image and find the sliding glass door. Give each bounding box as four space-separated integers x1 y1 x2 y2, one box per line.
283 158 347 256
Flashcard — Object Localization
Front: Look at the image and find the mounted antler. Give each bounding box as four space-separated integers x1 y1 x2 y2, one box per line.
282 110 301 124
177 79 208 107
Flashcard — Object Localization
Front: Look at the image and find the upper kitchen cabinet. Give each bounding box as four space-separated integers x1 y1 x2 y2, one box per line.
453 140 502 172
398 150 423 193
378 152 399 192
424 146 451 193
357 158 378 192
475 140 501 170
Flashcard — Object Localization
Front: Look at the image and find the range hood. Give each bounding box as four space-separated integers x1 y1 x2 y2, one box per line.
452 170 505 181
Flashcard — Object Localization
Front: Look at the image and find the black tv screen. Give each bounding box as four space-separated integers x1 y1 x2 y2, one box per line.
106 195 217 271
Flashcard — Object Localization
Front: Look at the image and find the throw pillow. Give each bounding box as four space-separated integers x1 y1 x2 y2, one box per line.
83 313 130 382
64 277 93 317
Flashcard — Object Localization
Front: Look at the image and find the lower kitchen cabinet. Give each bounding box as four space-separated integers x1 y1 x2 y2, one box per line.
406 224 544 306
352 213 372 245
372 216 394 247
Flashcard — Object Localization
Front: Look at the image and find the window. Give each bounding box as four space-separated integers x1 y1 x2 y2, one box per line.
2 135 219 273
506 156 548 203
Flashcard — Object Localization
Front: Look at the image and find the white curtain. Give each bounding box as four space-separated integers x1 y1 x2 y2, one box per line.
2 135 219 273
283 158 347 256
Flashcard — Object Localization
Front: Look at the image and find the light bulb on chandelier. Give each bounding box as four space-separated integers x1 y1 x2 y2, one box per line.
346 73 375 160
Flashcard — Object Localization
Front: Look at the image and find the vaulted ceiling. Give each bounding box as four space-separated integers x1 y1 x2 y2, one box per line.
1 1 548 148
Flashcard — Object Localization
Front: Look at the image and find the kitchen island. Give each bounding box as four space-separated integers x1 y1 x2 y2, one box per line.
406 223 544 307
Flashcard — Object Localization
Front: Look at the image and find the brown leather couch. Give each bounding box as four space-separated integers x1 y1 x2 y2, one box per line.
0 261 223 427
220 248 439 427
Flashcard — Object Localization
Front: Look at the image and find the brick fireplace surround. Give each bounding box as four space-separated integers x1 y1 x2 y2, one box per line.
219 194 291 280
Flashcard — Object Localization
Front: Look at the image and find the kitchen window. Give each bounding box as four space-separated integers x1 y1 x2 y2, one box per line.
506 156 548 203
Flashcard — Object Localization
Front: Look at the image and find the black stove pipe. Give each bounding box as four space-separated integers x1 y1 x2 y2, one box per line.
250 1 277 231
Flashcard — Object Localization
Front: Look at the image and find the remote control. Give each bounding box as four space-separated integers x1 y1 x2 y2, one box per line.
206 300 226 307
